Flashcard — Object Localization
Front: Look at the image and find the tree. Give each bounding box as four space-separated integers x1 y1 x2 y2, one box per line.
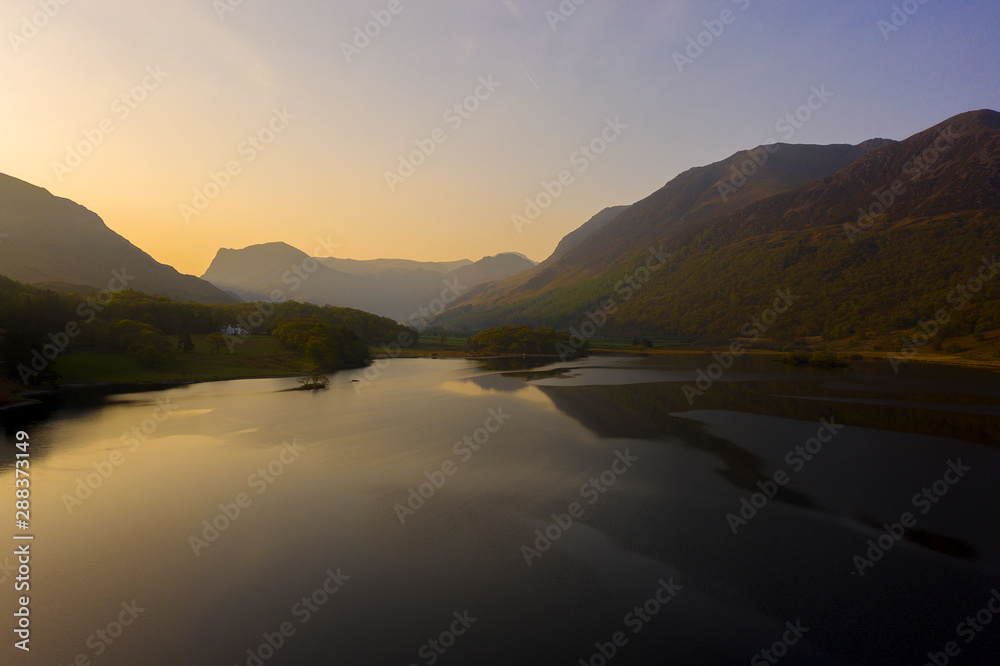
297 373 330 389
206 332 226 353
466 326 577 356
177 331 195 353
272 318 370 368
131 344 170 369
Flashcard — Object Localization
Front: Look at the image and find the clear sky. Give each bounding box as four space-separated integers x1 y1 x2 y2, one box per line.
1 0 997 276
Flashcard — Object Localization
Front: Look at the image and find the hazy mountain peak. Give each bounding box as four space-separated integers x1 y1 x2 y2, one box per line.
201 244 537 320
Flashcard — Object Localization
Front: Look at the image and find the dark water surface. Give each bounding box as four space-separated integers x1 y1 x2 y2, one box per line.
2 355 999 665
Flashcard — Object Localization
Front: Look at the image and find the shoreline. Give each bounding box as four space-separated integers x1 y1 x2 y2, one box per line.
3 348 997 413
591 347 1000 369
380 347 1000 370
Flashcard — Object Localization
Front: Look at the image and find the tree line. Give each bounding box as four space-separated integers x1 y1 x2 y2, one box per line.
0 277 414 383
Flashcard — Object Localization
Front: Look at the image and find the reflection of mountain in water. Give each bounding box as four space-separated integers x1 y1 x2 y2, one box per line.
530 375 1000 446
532 381 820 513
515 376 990 562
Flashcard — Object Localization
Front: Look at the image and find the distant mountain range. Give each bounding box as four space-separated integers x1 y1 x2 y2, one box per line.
4 109 997 343
317 257 472 275
0 174 235 304
201 243 536 323
438 110 1000 342
0 173 536 321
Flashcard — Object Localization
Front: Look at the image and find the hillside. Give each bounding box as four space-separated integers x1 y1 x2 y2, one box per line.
544 206 630 264
0 174 236 304
0 275 414 389
446 140 893 316
438 110 1000 346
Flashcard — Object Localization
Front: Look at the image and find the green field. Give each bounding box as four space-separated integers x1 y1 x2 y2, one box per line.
54 334 313 384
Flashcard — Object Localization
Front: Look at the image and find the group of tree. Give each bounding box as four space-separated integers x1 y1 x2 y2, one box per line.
69 289 414 345
0 277 413 383
466 326 582 357
271 318 370 369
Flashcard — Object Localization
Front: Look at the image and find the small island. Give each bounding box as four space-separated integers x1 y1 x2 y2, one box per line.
294 373 330 390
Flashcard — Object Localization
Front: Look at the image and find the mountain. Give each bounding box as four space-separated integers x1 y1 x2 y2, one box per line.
438 110 1000 343
443 139 892 317
0 174 236 304
202 242 361 304
317 257 472 275
450 253 535 286
544 206 630 265
201 244 535 323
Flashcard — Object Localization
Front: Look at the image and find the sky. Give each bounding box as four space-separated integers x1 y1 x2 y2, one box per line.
1 0 998 276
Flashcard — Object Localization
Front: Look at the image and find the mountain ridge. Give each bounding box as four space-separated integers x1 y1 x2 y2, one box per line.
0 173 236 304
437 109 1000 343
201 243 537 322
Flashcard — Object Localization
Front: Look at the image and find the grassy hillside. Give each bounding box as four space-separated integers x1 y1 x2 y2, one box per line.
445 141 891 315
440 111 1000 356
444 210 1000 348
53 334 312 384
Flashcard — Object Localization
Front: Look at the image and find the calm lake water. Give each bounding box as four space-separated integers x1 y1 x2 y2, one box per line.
2 355 999 665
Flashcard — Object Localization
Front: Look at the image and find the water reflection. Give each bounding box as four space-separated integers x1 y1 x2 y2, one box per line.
1 355 998 665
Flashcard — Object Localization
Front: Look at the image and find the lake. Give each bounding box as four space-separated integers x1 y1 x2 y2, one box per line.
2 355 999 665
